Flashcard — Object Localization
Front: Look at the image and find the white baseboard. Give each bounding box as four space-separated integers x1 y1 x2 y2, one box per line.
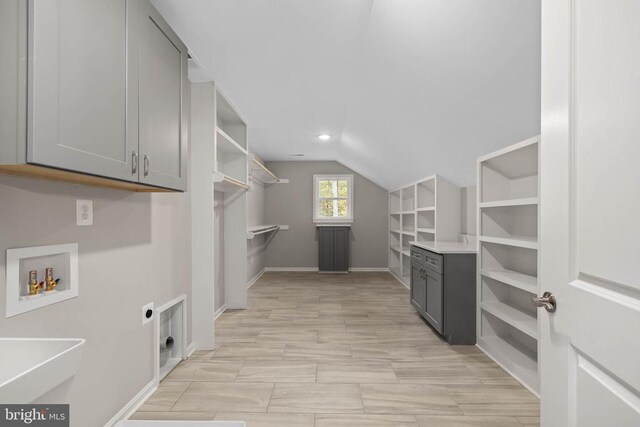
105 379 158 427
213 304 227 320
184 342 196 358
264 267 389 273
246 268 266 289
389 269 409 289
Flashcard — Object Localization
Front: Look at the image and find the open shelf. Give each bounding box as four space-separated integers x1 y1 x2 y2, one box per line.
480 241 537 278
388 175 461 285
477 332 538 395
401 233 414 253
246 224 286 239
213 172 249 192
476 136 540 396
479 235 538 250
479 197 538 209
417 210 435 229
481 300 537 339
480 268 537 294
416 178 435 209
402 213 415 232
390 190 401 214
217 90 247 150
479 310 538 393
217 127 247 155
416 230 435 243
479 138 538 203
250 156 287 185
389 247 401 280
401 253 411 285
480 204 537 241
401 186 415 212
390 214 400 231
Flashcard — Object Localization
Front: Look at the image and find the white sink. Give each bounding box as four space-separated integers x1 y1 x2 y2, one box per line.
0 338 85 404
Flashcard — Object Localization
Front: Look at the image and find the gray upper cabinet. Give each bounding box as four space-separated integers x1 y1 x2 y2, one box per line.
138 0 188 191
0 0 188 192
27 0 136 181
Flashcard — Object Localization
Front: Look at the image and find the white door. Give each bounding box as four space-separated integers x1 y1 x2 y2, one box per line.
540 0 640 426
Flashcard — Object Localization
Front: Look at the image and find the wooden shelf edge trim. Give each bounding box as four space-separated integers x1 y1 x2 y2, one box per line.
0 164 175 192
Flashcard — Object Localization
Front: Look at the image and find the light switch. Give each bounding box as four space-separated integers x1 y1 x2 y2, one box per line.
76 200 93 226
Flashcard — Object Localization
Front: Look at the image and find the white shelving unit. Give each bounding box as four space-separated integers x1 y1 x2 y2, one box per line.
249 155 289 185
476 136 540 396
388 175 461 287
214 89 248 193
246 224 290 240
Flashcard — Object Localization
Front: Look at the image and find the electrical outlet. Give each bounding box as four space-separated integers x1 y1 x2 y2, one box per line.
76 200 93 226
142 302 154 325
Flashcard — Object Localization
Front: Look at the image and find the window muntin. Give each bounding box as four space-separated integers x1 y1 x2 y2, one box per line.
313 175 353 222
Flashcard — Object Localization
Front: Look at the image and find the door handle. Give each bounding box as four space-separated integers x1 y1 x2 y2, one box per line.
143 155 150 176
532 291 557 312
132 151 138 174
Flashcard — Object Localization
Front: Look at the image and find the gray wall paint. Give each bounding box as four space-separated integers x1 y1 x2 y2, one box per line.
264 161 388 269
460 185 477 235
0 176 191 426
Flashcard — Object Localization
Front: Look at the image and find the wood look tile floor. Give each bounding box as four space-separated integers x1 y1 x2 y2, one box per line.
133 272 539 426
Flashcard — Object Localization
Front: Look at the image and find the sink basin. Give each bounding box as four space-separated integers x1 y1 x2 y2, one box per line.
0 338 85 404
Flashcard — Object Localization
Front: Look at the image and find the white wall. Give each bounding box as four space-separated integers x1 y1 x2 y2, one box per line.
461 185 477 235
0 176 191 426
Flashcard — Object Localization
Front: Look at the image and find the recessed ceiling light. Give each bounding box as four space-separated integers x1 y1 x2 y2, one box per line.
317 134 332 141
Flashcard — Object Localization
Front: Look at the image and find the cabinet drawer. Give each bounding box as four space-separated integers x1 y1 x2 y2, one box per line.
424 251 443 274
410 248 425 263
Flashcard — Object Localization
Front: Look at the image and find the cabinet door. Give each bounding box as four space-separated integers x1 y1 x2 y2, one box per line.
333 227 349 272
410 264 426 315
318 227 334 272
138 0 188 191
27 0 136 181
424 269 444 334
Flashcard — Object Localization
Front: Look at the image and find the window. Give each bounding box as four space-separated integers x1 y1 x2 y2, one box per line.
313 174 354 223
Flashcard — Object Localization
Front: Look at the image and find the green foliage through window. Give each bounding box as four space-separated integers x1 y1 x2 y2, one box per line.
317 178 350 218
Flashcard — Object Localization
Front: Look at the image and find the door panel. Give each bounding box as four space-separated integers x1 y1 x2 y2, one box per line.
138 0 188 190
318 227 334 272
541 0 640 425
28 0 135 180
424 269 443 333
410 264 426 314
333 227 349 272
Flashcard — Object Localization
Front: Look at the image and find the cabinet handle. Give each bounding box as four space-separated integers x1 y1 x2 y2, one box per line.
132 151 138 174
143 155 150 176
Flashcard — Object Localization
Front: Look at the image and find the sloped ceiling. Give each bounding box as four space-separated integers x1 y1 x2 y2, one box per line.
152 0 540 189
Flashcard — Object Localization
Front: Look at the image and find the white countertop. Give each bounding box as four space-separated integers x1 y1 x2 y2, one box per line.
409 240 477 254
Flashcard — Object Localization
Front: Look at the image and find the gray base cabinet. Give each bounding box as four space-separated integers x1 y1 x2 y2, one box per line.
410 245 476 344
318 226 349 272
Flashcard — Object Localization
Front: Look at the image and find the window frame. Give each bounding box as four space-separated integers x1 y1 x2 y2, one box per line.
313 174 354 223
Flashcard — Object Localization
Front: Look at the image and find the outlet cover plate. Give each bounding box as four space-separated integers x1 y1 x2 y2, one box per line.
76 200 93 226
142 302 154 325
